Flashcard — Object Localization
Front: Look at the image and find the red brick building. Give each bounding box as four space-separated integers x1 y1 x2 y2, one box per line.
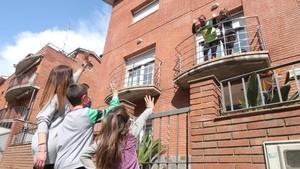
0 44 102 168
1 0 300 168
100 0 300 169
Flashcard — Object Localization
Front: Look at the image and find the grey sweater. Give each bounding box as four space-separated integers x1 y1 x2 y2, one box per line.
54 97 120 169
31 75 79 164
79 108 153 169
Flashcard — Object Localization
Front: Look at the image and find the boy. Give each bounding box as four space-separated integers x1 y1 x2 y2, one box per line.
54 84 119 169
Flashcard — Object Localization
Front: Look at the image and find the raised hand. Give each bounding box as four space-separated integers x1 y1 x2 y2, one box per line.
144 95 154 109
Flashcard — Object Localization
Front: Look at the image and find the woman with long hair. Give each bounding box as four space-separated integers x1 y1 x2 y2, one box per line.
32 59 90 169
80 95 155 169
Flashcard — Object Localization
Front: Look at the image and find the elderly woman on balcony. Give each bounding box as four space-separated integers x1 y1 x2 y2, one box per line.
31 58 91 169
218 8 236 55
192 15 219 61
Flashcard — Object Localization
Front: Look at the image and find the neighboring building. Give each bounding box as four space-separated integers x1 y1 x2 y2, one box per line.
0 0 300 168
100 0 300 169
0 44 102 168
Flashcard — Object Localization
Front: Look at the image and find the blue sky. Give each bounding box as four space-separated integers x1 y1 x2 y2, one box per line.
0 0 112 76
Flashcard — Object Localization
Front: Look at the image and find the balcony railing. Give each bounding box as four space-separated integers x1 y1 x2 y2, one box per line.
220 60 300 114
11 127 36 145
8 71 36 90
0 106 28 121
174 16 267 79
106 58 162 102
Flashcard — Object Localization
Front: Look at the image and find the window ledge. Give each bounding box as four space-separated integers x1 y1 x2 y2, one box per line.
215 102 300 121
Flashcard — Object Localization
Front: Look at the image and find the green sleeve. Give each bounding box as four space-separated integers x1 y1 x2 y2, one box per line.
87 97 120 124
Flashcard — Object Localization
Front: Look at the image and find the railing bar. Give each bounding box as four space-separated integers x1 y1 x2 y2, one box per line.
220 83 226 112
274 73 283 102
167 115 170 168
150 107 190 119
292 65 300 97
176 114 179 169
149 129 152 166
242 78 249 108
257 74 265 105
228 81 234 111
158 117 162 167
222 99 300 115
185 113 189 169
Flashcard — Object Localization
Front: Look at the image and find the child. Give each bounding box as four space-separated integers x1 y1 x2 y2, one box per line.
54 84 119 169
80 95 154 169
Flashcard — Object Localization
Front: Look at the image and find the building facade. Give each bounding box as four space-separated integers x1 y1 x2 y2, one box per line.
101 0 300 169
0 44 102 168
0 0 300 168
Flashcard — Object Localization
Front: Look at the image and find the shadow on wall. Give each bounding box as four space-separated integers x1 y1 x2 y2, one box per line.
171 87 190 108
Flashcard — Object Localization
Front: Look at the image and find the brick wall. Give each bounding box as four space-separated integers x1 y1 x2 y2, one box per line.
103 0 300 166
189 75 300 169
0 144 34 169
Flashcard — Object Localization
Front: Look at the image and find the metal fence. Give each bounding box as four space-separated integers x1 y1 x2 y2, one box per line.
11 127 37 145
139 107 190 169
0 106 28 121
220 60 300 113
175 16 266 75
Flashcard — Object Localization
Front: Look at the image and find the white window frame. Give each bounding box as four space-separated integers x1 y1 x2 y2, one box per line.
124 49 155 88
132 0 159 23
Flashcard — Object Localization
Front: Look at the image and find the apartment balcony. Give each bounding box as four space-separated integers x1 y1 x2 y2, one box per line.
174 16 270 88
5 71 38 102
0 106 28 121
220 60 300 114
105 58 162 103
15 54 42 76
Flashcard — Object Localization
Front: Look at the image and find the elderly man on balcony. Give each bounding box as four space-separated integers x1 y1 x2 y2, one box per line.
192 15 219 61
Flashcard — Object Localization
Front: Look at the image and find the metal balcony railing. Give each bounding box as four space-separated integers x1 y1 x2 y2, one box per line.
108 58 162 95
220 60 300 114
8 70 36 90
0 106 28 121
138 107 190 169
174 16 266 76
11 127 36 145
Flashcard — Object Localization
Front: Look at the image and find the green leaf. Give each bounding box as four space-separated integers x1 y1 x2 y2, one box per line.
137 132 167 168
247 73 259 107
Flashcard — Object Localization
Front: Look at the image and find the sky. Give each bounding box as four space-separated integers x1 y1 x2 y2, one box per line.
0 0 112 76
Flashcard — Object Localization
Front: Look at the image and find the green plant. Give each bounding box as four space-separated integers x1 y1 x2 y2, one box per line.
246 72 259 107
244 71 295 108
137 132 166 168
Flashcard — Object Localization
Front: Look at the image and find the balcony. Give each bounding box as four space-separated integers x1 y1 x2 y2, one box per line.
15 54 42 76
0 106 28 121
105 57 162 103
174 16 270 88
5 70 38 102
220 60 300 114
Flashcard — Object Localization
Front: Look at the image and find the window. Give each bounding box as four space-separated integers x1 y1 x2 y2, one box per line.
132 0 159 23
125 49 155 88
285 150 300 168
264 141 300 169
